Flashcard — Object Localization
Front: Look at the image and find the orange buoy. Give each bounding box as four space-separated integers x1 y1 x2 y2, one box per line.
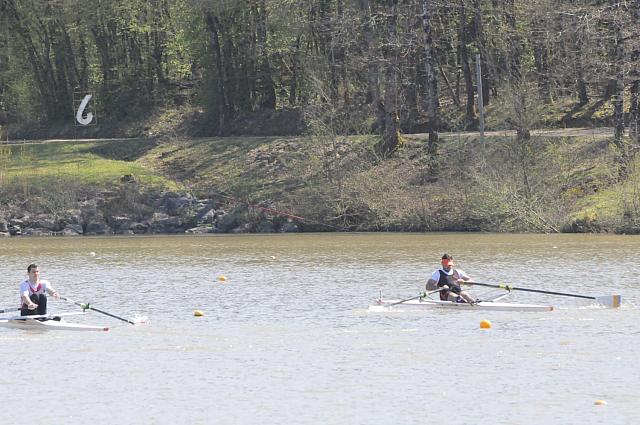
217 275 227 282
480 319 492 329
594 400 606 406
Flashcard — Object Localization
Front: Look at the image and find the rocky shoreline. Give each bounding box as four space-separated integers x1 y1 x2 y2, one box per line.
0 180 300 238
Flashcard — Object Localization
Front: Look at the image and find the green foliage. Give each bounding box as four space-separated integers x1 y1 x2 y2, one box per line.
2 0 640 235
1 0 637 138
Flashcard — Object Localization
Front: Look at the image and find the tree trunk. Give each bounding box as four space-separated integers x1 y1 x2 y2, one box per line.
459 0 475 129
571 14 589 106
150 0 169 89
360 0 383 132
205 10 228 134
472 0 490 105
318 0 339 101
90 3 120 115
629 0 640 143
533 23 551 103
610 1 626 177
376 0 401 157
422 0 439 165
631 80 639 143
505 0 522 83
50 20 73 120
612 15 624 145
255 0 276 109
289 35 301 107
336 0 349 105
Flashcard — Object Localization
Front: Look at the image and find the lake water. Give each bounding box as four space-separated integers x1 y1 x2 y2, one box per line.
0 233 638 425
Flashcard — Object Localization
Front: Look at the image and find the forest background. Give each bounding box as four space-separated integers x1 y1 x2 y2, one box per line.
1 0 640 234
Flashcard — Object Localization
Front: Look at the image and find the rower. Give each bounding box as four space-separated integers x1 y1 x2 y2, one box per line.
426 253 477 304
20 264 59 316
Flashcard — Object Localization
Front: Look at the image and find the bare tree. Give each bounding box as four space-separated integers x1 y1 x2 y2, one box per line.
205 10 229 133
421 0 439 175
629 0 640 143
458 0 476 129
359 0 383 132
376 0 402 157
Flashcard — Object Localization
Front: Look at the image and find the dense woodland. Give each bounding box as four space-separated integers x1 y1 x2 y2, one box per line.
2 1 640 235
1 1 639 147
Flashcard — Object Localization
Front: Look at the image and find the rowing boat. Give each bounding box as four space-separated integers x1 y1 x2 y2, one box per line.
370 297 553 312
0 312 109 332
370 280 622 312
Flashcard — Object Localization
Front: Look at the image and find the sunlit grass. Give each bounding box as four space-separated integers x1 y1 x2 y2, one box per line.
141 136 300 196
0 141 175 189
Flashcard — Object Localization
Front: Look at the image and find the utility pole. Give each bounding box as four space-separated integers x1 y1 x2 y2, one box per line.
476 53 485 151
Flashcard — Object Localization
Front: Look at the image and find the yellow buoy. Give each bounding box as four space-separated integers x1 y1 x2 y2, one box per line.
194 310 204 317
217 275 227 282
480 319 492 329
594 400 606 406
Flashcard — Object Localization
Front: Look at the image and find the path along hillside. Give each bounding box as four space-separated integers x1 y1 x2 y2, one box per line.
0 126 638 235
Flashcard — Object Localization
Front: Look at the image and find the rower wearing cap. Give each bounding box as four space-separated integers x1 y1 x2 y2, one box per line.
426 254 477 304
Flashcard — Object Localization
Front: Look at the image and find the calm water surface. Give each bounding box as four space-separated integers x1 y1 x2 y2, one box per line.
1 233 639 425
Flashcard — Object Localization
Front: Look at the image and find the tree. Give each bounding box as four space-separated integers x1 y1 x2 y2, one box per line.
472 0 491 106
458 0 476 129
376 0 402 157
421 0 439 175
629 0 640 143
204 10 229 133
609 0 627 178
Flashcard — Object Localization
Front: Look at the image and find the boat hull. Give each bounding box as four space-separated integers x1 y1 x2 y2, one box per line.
371 298 553 312
0 317 109 332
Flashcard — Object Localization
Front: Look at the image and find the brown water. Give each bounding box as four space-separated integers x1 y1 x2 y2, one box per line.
0 233 638 424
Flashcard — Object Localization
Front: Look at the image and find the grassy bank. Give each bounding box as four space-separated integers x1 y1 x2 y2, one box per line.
0 139 175 189
2 130 639 233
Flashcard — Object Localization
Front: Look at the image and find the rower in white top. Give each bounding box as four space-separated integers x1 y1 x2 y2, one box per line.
20 263 59 316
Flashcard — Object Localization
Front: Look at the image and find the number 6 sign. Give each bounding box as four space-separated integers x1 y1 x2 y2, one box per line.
75 94 95 125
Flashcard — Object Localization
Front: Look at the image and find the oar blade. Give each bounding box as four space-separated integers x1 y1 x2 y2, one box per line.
594 295 622 308
368 304 391 312
130 314 149 324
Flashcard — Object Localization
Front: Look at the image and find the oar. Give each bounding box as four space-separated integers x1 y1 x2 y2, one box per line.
387 288 443 307
463 282 621 308
60 297 137 325
0 307 21 314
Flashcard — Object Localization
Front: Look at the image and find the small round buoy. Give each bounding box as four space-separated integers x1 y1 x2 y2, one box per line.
270 255 277 260
480 319 492 329
194 310 204 317
217 275 227 282
594 400 606 406
90 252 96 257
